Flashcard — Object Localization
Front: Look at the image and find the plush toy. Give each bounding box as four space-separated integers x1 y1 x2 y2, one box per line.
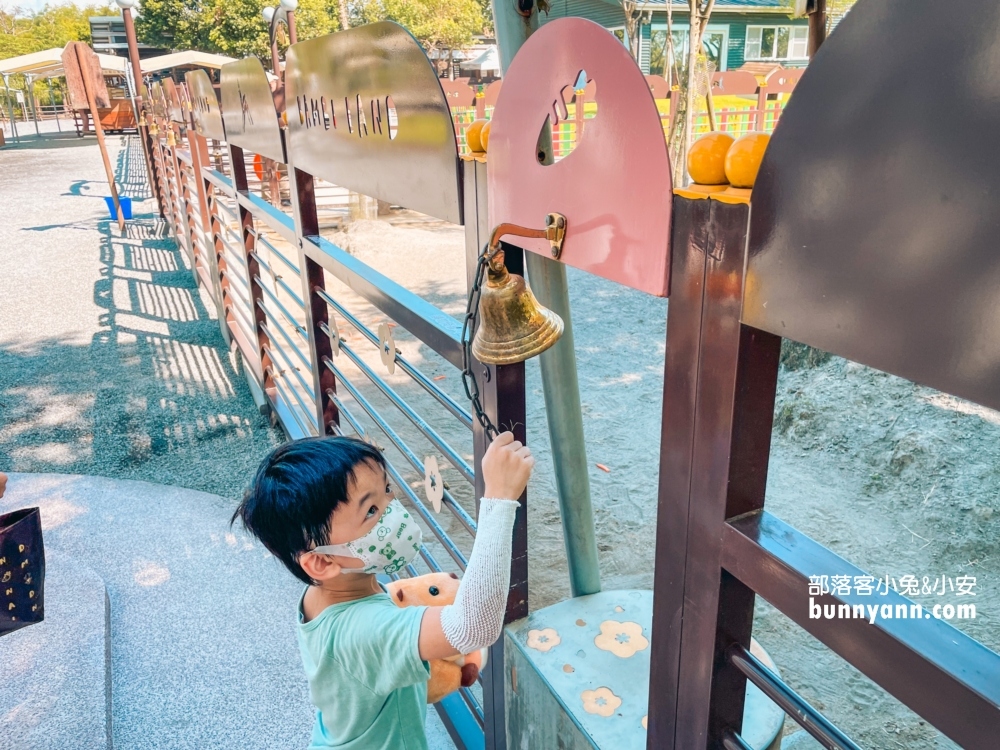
385 571 486 703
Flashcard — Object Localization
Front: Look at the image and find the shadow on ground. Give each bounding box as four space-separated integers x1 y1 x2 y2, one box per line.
0 206 281 500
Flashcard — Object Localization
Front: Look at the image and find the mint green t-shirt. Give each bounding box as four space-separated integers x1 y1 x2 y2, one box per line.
297 591 430 750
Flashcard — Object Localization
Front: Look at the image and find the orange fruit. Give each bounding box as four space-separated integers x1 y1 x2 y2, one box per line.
687 132 734 185
480 121 491 152
466 119 488 153
724 132 771 189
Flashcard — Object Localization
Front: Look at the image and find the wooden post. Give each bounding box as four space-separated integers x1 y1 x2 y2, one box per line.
65 42 125 232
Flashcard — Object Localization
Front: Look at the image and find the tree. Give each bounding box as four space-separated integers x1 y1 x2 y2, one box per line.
360 0 485 76
136 0 342 59
618 0 642 61
0 3 117 60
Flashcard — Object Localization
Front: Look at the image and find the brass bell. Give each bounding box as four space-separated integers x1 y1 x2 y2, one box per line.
472 252 564 365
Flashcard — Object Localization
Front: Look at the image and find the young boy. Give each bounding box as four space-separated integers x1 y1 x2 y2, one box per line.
233 432 533 750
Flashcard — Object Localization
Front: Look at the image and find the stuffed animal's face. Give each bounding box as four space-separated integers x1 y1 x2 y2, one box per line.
386 571 460 607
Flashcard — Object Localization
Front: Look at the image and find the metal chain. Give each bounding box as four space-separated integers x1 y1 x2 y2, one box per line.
461 244 500 440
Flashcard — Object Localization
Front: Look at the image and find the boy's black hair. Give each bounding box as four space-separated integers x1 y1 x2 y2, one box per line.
232 436 386 585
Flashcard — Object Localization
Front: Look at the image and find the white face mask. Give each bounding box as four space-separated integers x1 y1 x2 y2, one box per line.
312 499 423 575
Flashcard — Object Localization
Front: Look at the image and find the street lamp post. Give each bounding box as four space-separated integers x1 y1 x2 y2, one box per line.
116 0 163 214
263 0 299 76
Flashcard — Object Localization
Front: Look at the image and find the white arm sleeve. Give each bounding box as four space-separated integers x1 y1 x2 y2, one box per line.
440 497 520 654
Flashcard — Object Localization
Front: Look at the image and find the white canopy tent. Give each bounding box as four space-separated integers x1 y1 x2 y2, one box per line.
139 50 235 74
461 46 501 74
0 47 127 79
0 48 235 80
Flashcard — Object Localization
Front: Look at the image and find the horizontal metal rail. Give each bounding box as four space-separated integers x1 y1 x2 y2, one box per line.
220 266 252 305
304 235 463 368
458 686 485 727
236 191 297 243
324 368 469 570
265 368 314 440
203 168 235 195
263 358 316 430
334 338 473 485
250 253 306 313
257 299 311 370
316 290 472 430
259 319 316 399
722 511 1000 748
721 730 754 750
321 344 476 535
329 394 448 574
253 230 302 278
728 644 861 750
252 269 308 338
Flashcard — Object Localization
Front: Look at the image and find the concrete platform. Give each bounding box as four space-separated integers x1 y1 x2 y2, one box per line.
0 550 111 750
1 473 456 750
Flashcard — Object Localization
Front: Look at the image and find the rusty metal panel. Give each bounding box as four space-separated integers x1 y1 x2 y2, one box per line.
186 69 226 141
746 0 1000 411
149 81 167 120
62 42 110 109
284 22 462 225
488 18 672 297
220 57 284 163
162 77 186 124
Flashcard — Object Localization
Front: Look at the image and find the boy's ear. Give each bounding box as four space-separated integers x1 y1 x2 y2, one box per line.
299 551 344 582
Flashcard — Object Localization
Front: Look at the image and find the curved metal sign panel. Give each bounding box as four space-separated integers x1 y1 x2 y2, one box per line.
149 81 167 119
285 22 462 225
746 0 1000 411
163 78 185 123
488 18 673 296
186 69 225 141
220 57 284 162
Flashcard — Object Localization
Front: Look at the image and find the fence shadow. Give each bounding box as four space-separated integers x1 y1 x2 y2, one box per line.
0 215 280 500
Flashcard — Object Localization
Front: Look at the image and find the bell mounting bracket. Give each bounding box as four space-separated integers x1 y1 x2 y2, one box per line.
487 213 567 260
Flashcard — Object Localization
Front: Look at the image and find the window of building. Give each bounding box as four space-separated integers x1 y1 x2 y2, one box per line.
647 25 729 77
745 25 809 61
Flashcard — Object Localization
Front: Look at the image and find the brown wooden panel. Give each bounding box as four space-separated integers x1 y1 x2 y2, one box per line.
747 0 1000 411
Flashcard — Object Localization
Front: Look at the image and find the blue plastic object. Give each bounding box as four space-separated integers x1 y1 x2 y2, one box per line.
104 196 132 220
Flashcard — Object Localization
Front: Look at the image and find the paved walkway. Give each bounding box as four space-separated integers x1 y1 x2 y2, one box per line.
0 136 455 749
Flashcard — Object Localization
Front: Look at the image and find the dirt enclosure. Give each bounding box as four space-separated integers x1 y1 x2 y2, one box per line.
310 211 998 749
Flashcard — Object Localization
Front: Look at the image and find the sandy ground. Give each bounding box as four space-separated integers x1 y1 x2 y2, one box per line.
323 213 999 749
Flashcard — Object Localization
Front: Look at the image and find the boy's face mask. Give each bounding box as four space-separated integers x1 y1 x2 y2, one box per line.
312 499 423 576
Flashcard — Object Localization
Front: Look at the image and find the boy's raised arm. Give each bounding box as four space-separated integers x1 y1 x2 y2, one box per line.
417 432 533 661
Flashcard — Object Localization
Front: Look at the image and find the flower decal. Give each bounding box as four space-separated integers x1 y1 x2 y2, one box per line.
526 627 561 652
594 620 649 658
581 687 622 717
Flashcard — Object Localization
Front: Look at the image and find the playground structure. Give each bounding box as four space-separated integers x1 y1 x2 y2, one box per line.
126 0 999 748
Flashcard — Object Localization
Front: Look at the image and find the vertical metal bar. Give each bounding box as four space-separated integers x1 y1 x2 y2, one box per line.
492 0 601 599
46 80 61 132
25 75 40 136
231 143 274 396
3 75 20 143
288 160 337 434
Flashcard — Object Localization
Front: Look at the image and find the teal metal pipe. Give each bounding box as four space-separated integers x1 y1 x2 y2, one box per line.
490 0 601 597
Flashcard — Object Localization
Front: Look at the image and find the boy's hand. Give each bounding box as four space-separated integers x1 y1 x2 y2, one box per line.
482 432 533 501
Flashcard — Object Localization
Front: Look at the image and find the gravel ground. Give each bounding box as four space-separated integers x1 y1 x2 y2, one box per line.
0 135 283 499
